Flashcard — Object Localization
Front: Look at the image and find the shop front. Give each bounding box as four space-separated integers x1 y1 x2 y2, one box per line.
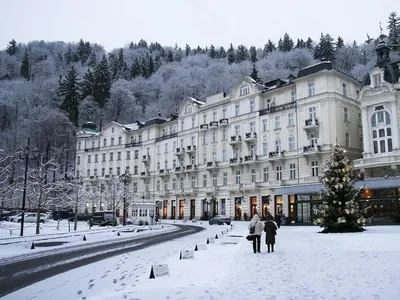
250 196 257 218
261 195 271 220
190 199 195 219
162 200 168 219
296 194 322 223
234 197 242 220
179 199 185 219
359 188 399 223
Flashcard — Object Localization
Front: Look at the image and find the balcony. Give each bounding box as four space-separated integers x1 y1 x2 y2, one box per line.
84 147 100 152
183 187 195 195
206 161 219 169
159 169 170 176
186 145 196 153
140 171 150 177
244 155 258 162
268 151 285 160
205 186 219 194
229 157 243 164
185 164 198 172
209 121 219 128
302 145 322 156
244 132 257 142
354 154 400 170
259 101 296 116
200 124 209 131
142 155 150 163
175 166 185 172
155 132 178 142
124 141 142 148
219 118 229 126
229 135 242 145
303 118 319 131
242 182 260 190
228 183 243 191
175 147 185 156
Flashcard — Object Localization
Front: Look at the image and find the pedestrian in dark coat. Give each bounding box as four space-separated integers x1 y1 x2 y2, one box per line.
275 213 282 228
264 220 278 253
248 214 264 254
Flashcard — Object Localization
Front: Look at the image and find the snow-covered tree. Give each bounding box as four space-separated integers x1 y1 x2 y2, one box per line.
313 144 370 233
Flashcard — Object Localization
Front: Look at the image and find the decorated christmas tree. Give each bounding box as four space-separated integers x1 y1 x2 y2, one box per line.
313 144 369 233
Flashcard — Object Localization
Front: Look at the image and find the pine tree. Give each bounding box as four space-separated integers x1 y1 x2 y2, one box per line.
250 63 260 82
313 144 369 233
130 58 141 78
295 39 306 49
218 46 226 58
336 36 344 49
314 33 335 61
208 44 216 59
249 46 257 63
166 50 174 62
57 67 81 127
281 33 294 52
93 55 111 109
236 45 249 63
76 39 92 64
306 37 313 49
387 12 400 49
227 43 235 64
138 39 148 49
20 50 30 81
87 52 97 67
6 39 18 56
185 44 191 57
147 56 155 77
81 68 94 99
263 40 276 57
64 47 74 65
141 57 148 78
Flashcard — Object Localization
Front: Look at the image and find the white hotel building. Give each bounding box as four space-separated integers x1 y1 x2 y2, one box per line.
76 61 363 223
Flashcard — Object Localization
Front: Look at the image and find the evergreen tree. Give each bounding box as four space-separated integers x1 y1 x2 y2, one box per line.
277 38 283 51
249 46 257 63
93 55 111 109
209 44 216 58
6 39 18 56
236 45 249 62
147 55 155 77
306 37 313 49
263 40 276 56
138 39 148 49
141 57 148 77
250 63 260 82
64 47 74 65
130 58 142 78
218 46 226 58
76 39 92 64
227 43 236 64
314 33 335 61
336 36 344 49
281 33 294 52
87 52 97 67
387 12 400 49
81 68 94 100
313 144 369 233
20 50 30 81
154 55 162 71
166 50 174 62
57 66 81 127
185 44 191 57
295 39 306 49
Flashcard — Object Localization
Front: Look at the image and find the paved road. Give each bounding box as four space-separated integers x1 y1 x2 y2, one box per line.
0 224 204 297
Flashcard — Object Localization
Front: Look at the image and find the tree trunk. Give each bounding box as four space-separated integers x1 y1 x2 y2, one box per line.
74 205 78 231
36 208 41 235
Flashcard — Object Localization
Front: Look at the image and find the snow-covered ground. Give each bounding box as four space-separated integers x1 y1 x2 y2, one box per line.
3 223 400 300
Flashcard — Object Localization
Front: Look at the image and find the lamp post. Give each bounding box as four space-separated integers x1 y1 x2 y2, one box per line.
120 173 130 226
19 138 40 236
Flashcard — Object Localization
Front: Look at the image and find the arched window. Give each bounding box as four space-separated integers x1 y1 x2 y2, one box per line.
371 110 392 154
239 84 250 97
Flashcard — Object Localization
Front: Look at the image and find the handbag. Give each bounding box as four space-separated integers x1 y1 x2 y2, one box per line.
249 220 257 234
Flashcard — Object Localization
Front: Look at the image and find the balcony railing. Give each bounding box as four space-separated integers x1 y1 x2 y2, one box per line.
209 121 219 128
175 147 185 155
302 145 321 153
142 154 150 161
200 124 209 130
186 145 196 153
244 132 257 142
219 118 229 126
244 155 258 162
125 141 142 148
175 166 184 172
304 118 320 131
268 151 284 158
259 101 296 116
230 135 242 144
206 161 218 168
230 157 243 164
155 132 178 142
84 147 101 152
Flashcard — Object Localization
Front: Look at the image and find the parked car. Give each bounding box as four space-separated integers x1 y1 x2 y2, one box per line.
209 215 232 225
89 211 117 227
68 213 92 222
10 213 49 223
1 210 22 221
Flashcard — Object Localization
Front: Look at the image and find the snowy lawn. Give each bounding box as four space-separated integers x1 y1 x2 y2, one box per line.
3 223 400 300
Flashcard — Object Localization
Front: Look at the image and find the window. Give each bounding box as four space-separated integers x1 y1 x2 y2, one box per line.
289 164 296 179
87 169 90 177
212 173 217 186
117 152 121 161
222 148 227 161
77 156 80 165
288 113 294 127
203 152 207 164
250 99 255 112
222 129 227 141
311 161 318 176
191 136 195 145
111 137 114 146
156 145 160 155
109 152 113 161
250 144 257 156
164 180 168 191
291 89 296 101
213 111 217 121
276 166 282 180
372 73 381 87
181 120 184 131
88 155 91 164
212 150 217 161
345 132 350 147
223 172 228 186
235 104 240 116
78 142 81 150
235 125 240 135
222 109 227 118
251 169 256 182
173 141 176 152
310 133 318 146
156 180 160 191
275 139 281 152
289 136 295 151
164 160 168 169
262 119 268 132
191 155 195 165
191 176 196 188
94 154 98 163
309 107 316 120
164 143 168 153
358 113 362 125
103 139 107 147
308 82 315 96
203 174 207 187
101 168 105 177
263 167 269 182
117 167 121 176
239 84 250 96
109 168 113 176
185 104 192 114
134 165 138 175
371 111 392 154
192 117 195 128
342 83 347 97
249 122 255 132
172 178 176 190
235 171 241 184
202 133 207 145
157 161 160 171
344 107 349 122
133 182 138 193
234 147 240 158
275 116 280 129
111 127 114 133
203 114 207 124
134 150 139 159
180 177 184 189
125 166 130 174
212 131 217 143
126 151 131 160
91 141 95 149
263 142 268 155
102 153 106 162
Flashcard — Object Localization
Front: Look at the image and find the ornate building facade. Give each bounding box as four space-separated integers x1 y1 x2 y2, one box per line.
76 61 362 223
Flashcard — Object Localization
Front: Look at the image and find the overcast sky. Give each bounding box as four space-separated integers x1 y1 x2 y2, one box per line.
0 0 399 52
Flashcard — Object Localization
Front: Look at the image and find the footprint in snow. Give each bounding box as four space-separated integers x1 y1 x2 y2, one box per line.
77 290 83 295
89 279 95 283
113 279 118 284
89 283 95 289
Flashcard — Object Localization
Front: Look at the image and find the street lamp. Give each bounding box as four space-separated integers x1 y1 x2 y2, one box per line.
19 138 40 236
120 173 130 226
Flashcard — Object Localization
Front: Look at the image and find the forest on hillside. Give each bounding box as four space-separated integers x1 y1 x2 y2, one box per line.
0 12 399 166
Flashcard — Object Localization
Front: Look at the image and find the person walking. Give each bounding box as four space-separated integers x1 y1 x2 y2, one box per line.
264 219 278 253
248 214 264 254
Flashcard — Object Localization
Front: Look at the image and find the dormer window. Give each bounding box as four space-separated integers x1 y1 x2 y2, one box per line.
184 104 192 114
239 84 250 97
371 73 382 88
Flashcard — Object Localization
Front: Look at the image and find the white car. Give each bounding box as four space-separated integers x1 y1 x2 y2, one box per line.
10 213 48 223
